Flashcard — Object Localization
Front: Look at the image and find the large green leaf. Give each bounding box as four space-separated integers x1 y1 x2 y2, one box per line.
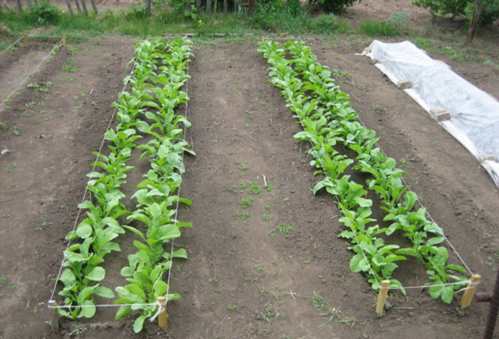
86 267 106 282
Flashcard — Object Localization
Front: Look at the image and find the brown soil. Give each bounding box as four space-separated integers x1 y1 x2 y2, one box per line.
0 41 53 111
0 35 135 338
0 36 498 339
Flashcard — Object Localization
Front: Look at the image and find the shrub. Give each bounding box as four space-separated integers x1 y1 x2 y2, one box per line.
413 0 468 18
307 14 351 33
252 1 307 32
26 1 62 25
414 0 499 26
308 0 360 14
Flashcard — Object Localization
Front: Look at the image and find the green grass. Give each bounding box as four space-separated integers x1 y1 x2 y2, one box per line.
359 20 401 37
0 4 355 40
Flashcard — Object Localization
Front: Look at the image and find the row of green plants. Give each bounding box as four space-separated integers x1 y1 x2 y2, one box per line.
258 39 468 304
57 38 193 331
113 37 193 333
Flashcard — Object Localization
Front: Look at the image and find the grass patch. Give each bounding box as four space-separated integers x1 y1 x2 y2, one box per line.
0 4 353 39
359 20 401 37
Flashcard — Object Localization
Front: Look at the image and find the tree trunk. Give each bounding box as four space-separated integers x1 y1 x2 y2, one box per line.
467 0 482 43
213 0 217 12
223 0 227 13
145 0 151 16
89 0 97 14
80 0 88 15
15 0 22 12
64 0 74 14
74 0 82 13
206 0 212 12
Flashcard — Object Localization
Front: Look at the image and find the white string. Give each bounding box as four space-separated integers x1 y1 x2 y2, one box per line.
47 301 156 309
387 280 471 290
149 300 163 322
164 76 191 311
47 57 137 305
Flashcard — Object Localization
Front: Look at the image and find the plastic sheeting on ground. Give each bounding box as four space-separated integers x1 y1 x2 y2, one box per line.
362 40 499 187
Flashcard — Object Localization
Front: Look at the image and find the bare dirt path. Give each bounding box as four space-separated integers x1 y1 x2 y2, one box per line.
0 35 134 339
0 42 52 108
164 41 362 339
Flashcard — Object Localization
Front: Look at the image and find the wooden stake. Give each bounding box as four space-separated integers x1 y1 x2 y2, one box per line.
460 274 481 309
376 280 390 317
157 296 168 330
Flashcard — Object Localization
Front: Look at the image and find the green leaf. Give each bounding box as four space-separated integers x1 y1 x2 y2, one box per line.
349 253 370 273
441 286 454 304
87 267 106 282
172 248 188 259
167 292 182 301
123 225 146 241
76 223 93 239
60 269 76 286
427 236 445 246
95 286 115 299
115 305 132 320
79 300 96 318
355 197 372 208
133 315 146 333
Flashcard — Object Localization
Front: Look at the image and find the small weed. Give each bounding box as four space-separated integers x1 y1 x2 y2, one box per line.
0 274 15 289
240 180 263 194
245 111 252 126
255 264 264 273
331 68 350 80
311 291 355 327
12 126 22 136
227 303 239 312
27 81 52 93
6 163 16 173
240 196 254 209
238 161 249 173
483 59 499 71
249 181 262 195
0 121 9 132
239 181 249 192
257 304 278 322
262 204 272 222
237 211 251 221
272 223 295 237
312 291 328 311
414 36 433 50
63 60 78 73
265 182 273 192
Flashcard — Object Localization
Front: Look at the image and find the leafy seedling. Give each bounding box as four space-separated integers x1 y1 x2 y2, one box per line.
240 196 254 209
272 223 295 237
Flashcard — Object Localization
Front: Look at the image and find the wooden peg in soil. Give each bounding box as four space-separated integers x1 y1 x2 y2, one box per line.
376 280 390 317
157 296 168 330
460 274 481 309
